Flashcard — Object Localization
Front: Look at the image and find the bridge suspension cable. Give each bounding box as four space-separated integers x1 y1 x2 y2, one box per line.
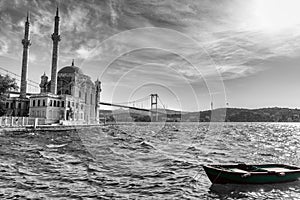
112 95 149 105
0 66 40 93
158 96 166 110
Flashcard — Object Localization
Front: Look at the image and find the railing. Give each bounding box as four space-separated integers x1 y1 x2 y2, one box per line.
0 116 45 127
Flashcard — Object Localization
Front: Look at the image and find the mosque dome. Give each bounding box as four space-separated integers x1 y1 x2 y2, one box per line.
58 60 83 74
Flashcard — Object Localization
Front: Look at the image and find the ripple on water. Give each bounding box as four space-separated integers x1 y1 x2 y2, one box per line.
0 123 300 199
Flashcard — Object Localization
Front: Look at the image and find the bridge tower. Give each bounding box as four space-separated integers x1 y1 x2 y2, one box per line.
95 79 102 122
150 94 158 121
20 12 31 98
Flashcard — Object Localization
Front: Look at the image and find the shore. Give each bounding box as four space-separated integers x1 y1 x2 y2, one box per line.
0 124 105 133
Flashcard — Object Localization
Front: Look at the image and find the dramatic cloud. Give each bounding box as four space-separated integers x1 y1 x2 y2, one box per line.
1 0 300 110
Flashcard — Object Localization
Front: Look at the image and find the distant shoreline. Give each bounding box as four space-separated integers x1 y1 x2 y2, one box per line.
100 107 300 123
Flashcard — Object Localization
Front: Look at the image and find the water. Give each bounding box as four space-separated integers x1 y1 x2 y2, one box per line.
1 122 300 199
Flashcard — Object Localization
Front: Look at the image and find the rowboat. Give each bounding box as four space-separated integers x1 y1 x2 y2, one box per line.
203 163 300 184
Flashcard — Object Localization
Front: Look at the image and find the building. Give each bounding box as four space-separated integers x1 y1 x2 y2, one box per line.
30 60 101 124
5 97 29 117
5 8 102 125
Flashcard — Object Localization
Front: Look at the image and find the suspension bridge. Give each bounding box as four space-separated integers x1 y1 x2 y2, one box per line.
0 66 171 121
0 66 40 94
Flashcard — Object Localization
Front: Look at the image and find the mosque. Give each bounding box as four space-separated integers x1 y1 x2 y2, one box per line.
5 8 102 124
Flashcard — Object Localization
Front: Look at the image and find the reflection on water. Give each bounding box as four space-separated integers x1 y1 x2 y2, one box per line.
209 181 300 199
0 122 300 199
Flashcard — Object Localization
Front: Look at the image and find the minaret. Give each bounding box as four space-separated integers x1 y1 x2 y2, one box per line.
20 12 31 98
50 7 61 94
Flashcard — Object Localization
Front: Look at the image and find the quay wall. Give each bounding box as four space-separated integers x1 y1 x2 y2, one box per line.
0 116 104 133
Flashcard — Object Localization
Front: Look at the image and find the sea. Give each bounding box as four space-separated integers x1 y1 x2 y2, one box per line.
1 122 300 199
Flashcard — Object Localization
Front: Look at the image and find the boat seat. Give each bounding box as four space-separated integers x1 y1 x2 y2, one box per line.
260 167 290 172
230 168 249 173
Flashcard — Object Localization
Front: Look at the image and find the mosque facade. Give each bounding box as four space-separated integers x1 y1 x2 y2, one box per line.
5 8 102 125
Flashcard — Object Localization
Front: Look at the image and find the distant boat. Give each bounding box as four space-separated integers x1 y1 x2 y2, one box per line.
203 163 300 184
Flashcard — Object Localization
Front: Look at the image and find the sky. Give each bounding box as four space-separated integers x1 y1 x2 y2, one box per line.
1 0 300 111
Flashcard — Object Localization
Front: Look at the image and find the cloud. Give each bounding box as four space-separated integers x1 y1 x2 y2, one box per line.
217 65 259 80
28 53 36 63
108 0 119 26
76 45 92 59
2 0 300 85
0 38 9 55
62 6 89 33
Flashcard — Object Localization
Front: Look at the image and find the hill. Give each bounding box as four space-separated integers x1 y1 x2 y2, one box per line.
99 107 300 122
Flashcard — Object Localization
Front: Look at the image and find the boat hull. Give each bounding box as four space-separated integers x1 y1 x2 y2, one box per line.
203 164 300 184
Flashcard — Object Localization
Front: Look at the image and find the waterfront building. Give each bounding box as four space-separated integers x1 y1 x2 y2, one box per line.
31 60 101 124
5 8 102 125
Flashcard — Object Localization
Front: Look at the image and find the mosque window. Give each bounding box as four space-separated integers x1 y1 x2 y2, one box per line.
33 100 36 107
43 100 46 106
6 102 9 108
58 101 60 107
38 100 40 107
62 101 65 107
18 103 21 109
49 100 52 106
54 100 56 107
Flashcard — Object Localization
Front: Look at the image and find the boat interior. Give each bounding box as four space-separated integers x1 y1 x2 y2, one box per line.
213 164 300 173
